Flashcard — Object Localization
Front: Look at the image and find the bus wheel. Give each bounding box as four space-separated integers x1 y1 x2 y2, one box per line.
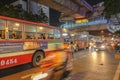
32 51 44 67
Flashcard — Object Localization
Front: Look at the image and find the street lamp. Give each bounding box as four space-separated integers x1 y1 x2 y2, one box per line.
63 28 67 32
100 30 104 40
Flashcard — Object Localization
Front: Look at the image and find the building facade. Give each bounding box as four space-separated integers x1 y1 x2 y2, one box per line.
11 0 49 24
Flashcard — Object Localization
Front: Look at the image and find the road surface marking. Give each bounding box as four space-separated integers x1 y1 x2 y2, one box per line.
113 62 120 80
21 74 32 79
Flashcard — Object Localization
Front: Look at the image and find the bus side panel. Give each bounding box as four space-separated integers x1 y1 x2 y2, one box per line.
0 54 32 69
45 50 62 56
45 42 64 56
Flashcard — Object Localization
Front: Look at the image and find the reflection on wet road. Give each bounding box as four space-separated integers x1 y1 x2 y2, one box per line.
66 49 119 80
0 49 119 80
0 51 69 80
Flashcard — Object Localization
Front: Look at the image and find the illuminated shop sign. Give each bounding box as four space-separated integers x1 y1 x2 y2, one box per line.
75 19 88 24
62 19 107 28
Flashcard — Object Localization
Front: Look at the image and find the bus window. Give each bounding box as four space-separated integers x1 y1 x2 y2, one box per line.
45 28 54 39
48 34 54 39
54 29 60 39
40 33 46 39
0 19 5 39
37 33 43 39
8 21 22 39
37 26 45 39
37 27 54 39
24 24 37 39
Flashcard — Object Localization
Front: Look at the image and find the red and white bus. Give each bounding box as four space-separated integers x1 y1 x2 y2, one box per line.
0 16 71 69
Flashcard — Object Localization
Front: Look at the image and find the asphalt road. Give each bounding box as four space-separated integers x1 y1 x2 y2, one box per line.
0 48 119 80
64 49 119 80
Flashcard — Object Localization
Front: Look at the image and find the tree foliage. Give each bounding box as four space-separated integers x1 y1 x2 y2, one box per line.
103 0 120 18
103 0 120 34
38 8 48 23
0 4 48 23
115 30 120 34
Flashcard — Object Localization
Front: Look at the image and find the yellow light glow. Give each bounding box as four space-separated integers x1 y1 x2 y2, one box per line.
75 19 88 23
91 51 97 60
101 52 105 62
75 20 81 23
71 34 75 36
63 28 67 32
31 73 48 80
15 23 20 26
5 27 8 32
82 19 88 22
13 28 18 30
39 27 43 30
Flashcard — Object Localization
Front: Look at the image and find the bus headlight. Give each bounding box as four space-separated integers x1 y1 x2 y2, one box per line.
31 68 53 80
31 73 48 80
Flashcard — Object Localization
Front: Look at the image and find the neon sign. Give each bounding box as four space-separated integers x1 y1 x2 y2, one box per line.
62 19 107 28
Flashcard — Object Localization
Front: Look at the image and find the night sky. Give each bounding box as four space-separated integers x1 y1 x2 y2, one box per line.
49 8 61 26
0 0 17 6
